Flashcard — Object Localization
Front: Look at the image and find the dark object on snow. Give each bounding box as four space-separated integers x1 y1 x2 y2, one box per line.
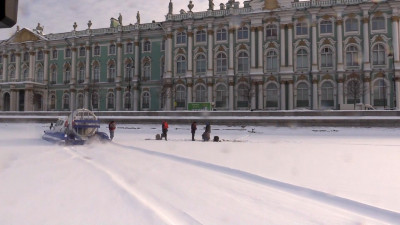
191 121 197 141
213 136 219 142
156 134 162 140
161 121 168 141
202 132 210 141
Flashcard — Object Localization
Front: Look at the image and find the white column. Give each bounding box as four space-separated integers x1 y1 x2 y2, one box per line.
44 50 49 84
229 82 234 110
207 29 214 76
362 16 370 64
1 54 7 81
280 24 286 67
337 19 344 71
311 21 317 71
166 87 172 111
208 83 213 103
288 24 293 67
12 90 18 111
84 91 89 109
392 16 399 62
396 78 400 110
70 91 76 111
71 47 77 84
229 28 234 75
338 79 344 106
288 81 293 110
166 33 173 78
257 82 263 110
187 30 193 76
134 40 140 79
251 82 256 109
312 80 318 109
15 53 20 81
117 42 122 82
85 46 90 83
258 26 263 70
187 84 192 103
251 27 256 70
280 81 286 110
133 87 139 111
29 51 35 81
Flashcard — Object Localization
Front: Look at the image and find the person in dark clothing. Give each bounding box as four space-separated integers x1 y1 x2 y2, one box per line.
191 121 197 141
203 122 211 141
162 120 168 141
205 122 211 133
108 121 116 140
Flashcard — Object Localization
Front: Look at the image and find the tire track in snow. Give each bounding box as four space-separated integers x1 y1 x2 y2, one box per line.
63 147 202 225
113 143 400 224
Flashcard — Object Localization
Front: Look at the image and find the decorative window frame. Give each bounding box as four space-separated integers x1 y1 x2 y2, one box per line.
92 61 100 82
318 41 336 70
371 76 390 107
108 43 116 56
344 15 361 36
63 63 71 84
35 63 44 83
235 47 250 75
371 41 389 69
194 51 207 76
294 18 310 39
193 83 207 103
264 81 280 109
264 42 280 73
93 45 101 56
294 81 311 109
370 13 388 34
107 59 116 82
125 42 134 54
36 50 44 61
76 93 85 109
174 84 187 109
214 83 229 109
235 82 251 109
78 46 86 58
77 62 85 83
194 29 207 46
51 48 58 60
142 57 152 81
123 91 133 110
175 54 187 76
264 23 279 41
49 94 56 111
62 92 70 111
214 45 228 75
124 57 134 81
318 79 337 109
21 64 29 81
318 17 335 37
65 48 72 59
141 90 151 110
175 30 187 46
50 64 57 84
294 39 311 72
106 91 115 110
215 26 228 43
236 25 250 42
142 39 151 53
23 52 30 62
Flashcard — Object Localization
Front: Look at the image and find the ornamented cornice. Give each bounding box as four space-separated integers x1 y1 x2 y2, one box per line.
336 20 343 25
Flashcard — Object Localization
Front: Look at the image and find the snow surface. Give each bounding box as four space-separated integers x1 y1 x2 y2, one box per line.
1 123 400 225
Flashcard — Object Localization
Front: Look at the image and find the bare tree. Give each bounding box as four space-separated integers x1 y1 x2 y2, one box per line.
345 78 364 110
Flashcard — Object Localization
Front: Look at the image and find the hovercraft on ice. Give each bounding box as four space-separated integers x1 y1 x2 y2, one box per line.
42 109 110 145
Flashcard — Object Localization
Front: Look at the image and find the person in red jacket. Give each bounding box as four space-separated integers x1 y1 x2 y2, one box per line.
108 121 116 140
161 120 168 141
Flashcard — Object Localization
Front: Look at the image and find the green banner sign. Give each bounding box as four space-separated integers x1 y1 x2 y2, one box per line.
188 102 212 111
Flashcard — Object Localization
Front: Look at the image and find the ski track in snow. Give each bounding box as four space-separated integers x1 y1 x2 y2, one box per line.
63 146 202 225
110 142 400 225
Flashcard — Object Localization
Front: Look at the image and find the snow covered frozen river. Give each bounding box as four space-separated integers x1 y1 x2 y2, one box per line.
1 123 400 225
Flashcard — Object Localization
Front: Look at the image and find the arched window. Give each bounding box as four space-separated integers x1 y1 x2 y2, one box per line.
195 54 206 74
92 93 99 109
78 65 85 83
237 27 249 40
79 47 86 57
321 47 333 68
23 52 29 62
22 68 28 80
109 44 116 55
36 67 44 83
51 66 57 84
65 48 71 58
346 46 359 67
50 95 56 110
266 50 278 71
237 52 249 74
143 61 151 81
320 21 333 34
266 24 277 39
107 92 115 109
124 92 132 110
94 46 100 56
125 62 134 80
37 50 44 61
143 41 151 52
176 86 186 108
266 83 278 108
237 84 250 108
0 67 3 80
195 85 206 102
345 18 358 32
216 53 227 73
93 64 100 82
321 82 334 107
372 44 386 65
65 66 71 83
216 28 227 41
10 53 15 63
296 49 309 69
373 79 386 106
372 16 385 30
63 94 70 110
196 30 206 42
297 83 309 107
216 85 227 108
142 92 150 109
77 94 84 109
296 22 308 35
176 32 187 44
176 55 186 75
9 68 15 79
126 43 133 53
108 63 116 81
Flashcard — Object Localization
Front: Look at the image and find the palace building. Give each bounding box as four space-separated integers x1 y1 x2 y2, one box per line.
1 0 400 111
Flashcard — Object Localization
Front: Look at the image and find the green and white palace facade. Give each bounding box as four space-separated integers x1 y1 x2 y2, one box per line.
1 0 400 111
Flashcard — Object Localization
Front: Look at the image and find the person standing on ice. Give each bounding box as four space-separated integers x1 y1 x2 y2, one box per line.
203 122 211 141
108 121 116 140
162 120 169 141
191 121 197 141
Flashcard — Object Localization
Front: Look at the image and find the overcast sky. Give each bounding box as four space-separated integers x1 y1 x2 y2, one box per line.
0 0 233 41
